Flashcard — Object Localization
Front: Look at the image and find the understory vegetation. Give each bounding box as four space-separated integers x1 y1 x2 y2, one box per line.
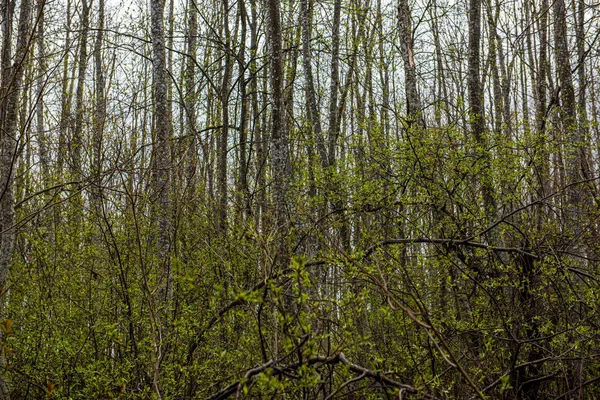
1 0 599 398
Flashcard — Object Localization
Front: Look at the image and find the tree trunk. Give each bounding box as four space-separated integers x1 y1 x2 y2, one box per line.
183 0 198 205
468 0 496 221
398 0 423 127
574 0 592 185
430 2 449 126
553 0 582 221
300 0 327 170
249 0 264 232
150 0 173 393
92 0 106 213
265 0 291 273
236 0 250 220
57 0 73 180
217 0 232 234
0 0 33 394
35 0 48 186
71 0 90 184
533 0 550 197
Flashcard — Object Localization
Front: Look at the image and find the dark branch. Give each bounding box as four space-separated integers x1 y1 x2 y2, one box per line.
204 352 436 400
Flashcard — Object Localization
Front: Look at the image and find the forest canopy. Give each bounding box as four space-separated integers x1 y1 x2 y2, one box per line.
0 0 599 398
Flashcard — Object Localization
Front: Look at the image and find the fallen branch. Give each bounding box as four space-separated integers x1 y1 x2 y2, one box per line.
204 352 436 400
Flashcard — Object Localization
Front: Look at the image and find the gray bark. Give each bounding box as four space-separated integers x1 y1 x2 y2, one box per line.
0 0 32 295
71 0 91 182
249 0 267 233
553 0 584 221
217 0 232 234
36 0 48 183
300 0 328 169
57 0 73 177
0 0 14 94
150 0 173 393
236 0 250 219
533 0 550 196
468 0 496 220
0 0 33 394
151 0 172 271
575 0 592 184
266 0 291 272
398 0 423 127
327 0 342 165
92 0 105 207
183 0 198 203
430 2 449 126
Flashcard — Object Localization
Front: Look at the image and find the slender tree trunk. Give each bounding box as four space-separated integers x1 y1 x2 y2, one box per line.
218 0 232 234
485 1 502 134
575 0 592 185
300 0 327 169
300 0 333 254
71 0 90 185
0 0 33 394
57 0 73 179
166 0 174 103
376 0 388 136
398 0 423 126
150 0 173 393
553 0 581 220
430 2 449 126
468 0 496 220
92 0 106 211
249 0 264 231
497 28 511 137
0 0 14 95
327 0 341 165
0 0 32 292
533 0 550 196
236 0 250 220
265 0 291 273
327 0 350 252
151 0 172 277
184 0 198 205
35 0 48 185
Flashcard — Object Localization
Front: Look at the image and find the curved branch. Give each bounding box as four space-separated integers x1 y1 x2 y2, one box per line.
204 352 433 400
364 238 538 259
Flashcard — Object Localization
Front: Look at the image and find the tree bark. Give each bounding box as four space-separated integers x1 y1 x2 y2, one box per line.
92 0 106 211
183 0 198 205
265 0 291 272
0 0 33 394
574 0 592 185
71 0 90 183
150 0 173 393
468 0 496 220
57 0 74 179
35 0 48 185
327 0 342 166
532 0 550 197
553 0 584 223
300 0 328 170
249 0 264 231
217 0 232 234
398 0 423 127
236 0 250 220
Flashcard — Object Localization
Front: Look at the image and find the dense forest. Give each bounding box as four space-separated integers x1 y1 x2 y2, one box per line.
0 0 599 398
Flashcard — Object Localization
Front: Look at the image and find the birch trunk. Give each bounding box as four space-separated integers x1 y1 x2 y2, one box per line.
150 0 173 393
398 0 423 127
266 0 291 272
0 0 33 393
